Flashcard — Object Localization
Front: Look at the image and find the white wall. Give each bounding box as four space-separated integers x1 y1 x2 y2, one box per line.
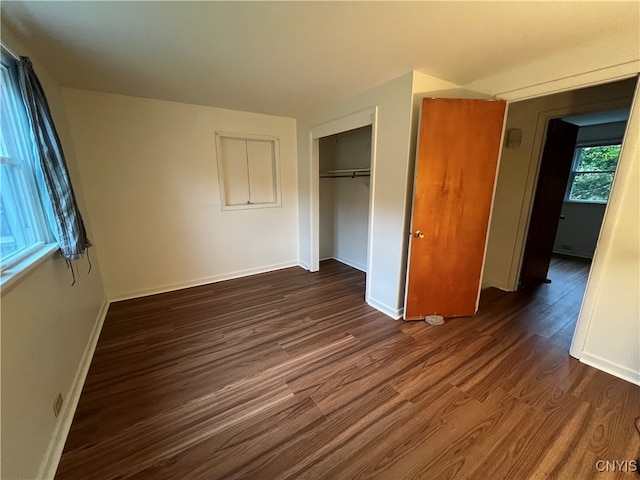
298 71 459 317
571 86 640 385
553 203 606 258
62 90 299 300
319 127 371 271
552 121 627 259
483 79 637 290
0 24 107 480
319 180 335 261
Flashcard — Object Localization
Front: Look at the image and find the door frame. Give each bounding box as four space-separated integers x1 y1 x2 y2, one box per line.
496 68 639 365
506 97 636 292
309 107 378 303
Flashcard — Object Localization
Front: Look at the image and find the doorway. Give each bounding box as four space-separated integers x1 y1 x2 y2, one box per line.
309 107 377 303
519 107 631 289
483 77 638 295
481 76 637 358
319 126 372 274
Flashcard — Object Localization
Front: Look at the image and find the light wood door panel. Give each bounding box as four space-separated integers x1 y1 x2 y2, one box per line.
404 98 506 320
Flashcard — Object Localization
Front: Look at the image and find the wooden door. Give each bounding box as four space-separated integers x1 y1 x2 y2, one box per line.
519 119 579 289
404 98 506 320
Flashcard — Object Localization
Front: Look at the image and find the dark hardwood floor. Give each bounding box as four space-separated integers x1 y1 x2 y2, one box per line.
56 257 640 479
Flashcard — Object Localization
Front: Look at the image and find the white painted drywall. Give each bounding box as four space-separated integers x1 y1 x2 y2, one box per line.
0 24 106 479
571 86 640 385
298 71 459 317
482 79 637 290
62 89 298 300
553 203 606 259
319 127 371 271
331 176 370 272
319 178 335 261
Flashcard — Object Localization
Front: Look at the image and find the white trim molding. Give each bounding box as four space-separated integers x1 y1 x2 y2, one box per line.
366 295 403 320
109 261 300 302
309 106 379 308
0 243 58 295
494 63 639 103
579 352 640 386
37 297 110 480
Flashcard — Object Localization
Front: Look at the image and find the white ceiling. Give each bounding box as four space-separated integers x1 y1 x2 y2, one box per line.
564 108 631 127
2 1 639 118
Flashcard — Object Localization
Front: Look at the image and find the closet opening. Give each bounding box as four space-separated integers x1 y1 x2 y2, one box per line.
319 125 372 280
309 106 377 305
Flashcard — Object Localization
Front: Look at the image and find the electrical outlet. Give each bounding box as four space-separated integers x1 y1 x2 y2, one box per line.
53 393 63 418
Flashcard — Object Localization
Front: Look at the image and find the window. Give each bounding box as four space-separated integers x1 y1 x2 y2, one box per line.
215 132 281 210
0 50 52 269
566 143 621 203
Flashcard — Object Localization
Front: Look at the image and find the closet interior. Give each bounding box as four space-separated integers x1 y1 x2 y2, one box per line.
319 125 372 273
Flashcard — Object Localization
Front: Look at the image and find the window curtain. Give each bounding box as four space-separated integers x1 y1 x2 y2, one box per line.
17 56 90 260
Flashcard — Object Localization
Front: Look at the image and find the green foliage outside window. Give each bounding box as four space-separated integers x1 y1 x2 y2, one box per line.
568 145 620 202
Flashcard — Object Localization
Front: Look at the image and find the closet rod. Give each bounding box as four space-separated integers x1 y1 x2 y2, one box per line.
320 173 370 178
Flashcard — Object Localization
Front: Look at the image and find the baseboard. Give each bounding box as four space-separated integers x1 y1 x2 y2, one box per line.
366 295 403 320
480 282 514 292
299 260 311 271
320 256 367 273
481 278 496 289
481 279 513 292
551 250 593 260
109 261 300 302
579 351 640 386
37 297 110 479
334 256 366 273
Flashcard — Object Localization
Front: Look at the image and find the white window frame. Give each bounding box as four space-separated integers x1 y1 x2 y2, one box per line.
1 47 56 291
214 131 282 211
565 140 621 204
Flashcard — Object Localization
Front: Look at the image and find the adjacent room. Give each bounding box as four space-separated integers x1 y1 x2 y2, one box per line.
1 2 639 479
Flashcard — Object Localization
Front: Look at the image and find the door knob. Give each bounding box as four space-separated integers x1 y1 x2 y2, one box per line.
413 230 424 238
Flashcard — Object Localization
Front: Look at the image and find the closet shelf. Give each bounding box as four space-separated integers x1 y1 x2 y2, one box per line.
320 168 370 178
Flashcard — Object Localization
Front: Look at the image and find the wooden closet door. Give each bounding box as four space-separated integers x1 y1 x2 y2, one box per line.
404 98 506 320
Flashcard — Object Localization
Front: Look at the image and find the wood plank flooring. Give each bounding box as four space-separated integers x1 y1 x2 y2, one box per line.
56 257 640 479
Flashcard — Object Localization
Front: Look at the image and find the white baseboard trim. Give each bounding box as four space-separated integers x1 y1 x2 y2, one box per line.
366 295 403 320
37 297 110 480
334 256 366 273
551 249 593 260
299 260 311 271
109 261 300 302
320 256 367 273
481 280 513 292
579 351 640 386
